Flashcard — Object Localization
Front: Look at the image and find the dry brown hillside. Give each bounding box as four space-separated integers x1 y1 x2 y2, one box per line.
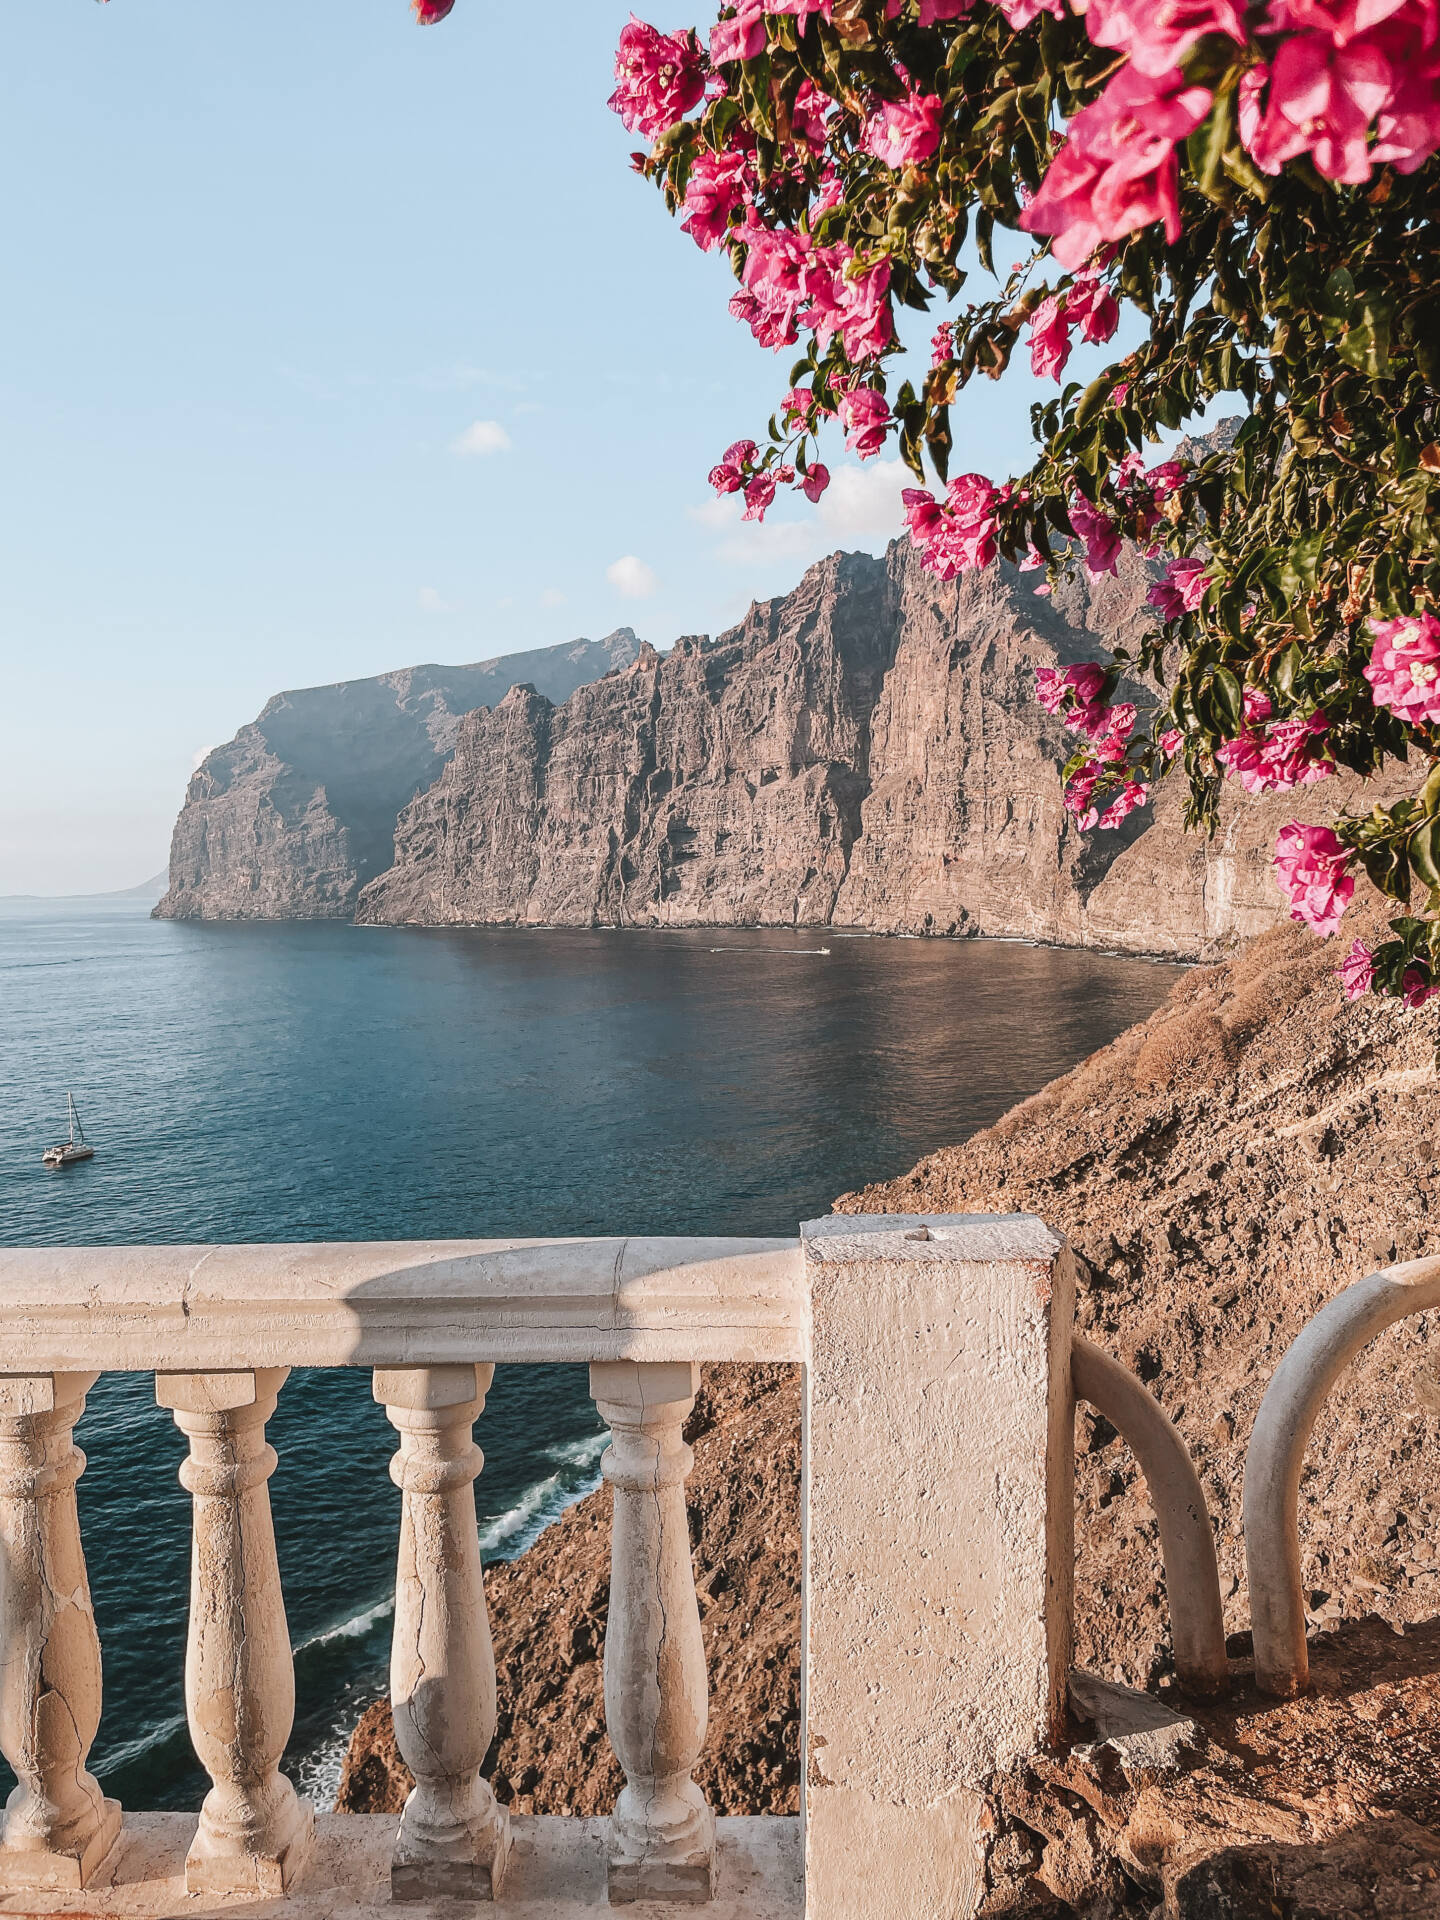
841 904 1440 1684
340 909 1440 1909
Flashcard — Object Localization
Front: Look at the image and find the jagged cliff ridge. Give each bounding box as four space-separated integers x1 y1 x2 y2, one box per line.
155 632 640 921
355 541 1358 959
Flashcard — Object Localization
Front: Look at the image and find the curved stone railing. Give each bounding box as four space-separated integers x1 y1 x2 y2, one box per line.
1071 1338 1228 1696
1243 1254 1440 1696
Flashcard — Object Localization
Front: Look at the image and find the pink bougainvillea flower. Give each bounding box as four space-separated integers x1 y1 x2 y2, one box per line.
1240 28 1395 180
1402 966 1440 1007
1158 727 1184 754
1069 494 1123 576
1019 65 1214 267
681 149 753 251
838 385 892 459
1216 711 1333 793
914 0 974 20
413 0 456 20
1068 269 1121 343
802 248 894 361
1362 611 1440 726
709 438 757 495
1338 938 1375 999
743 469 778 521
1085 0 1249 75
609 16 707 137
903 474 1004 578
865 90 944 167
1147 555 1211 619
931 319 955 366
710 1 768 64
1273 822 1355 937
1097 779 1150 828
1068 699 1137 745
802 463 831 502
1028 294 1072 380
1035 661 1109 713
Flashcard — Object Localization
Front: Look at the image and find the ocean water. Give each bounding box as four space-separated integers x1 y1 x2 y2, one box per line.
0 898 1181 1811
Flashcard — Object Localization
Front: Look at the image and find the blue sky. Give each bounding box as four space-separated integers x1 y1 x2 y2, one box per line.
0 0 1090 894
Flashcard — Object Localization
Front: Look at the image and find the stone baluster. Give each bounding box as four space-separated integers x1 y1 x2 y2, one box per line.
156 1368 313 1898
0 1373 121 1890
589 1360 714 1906
373 1364 510 1901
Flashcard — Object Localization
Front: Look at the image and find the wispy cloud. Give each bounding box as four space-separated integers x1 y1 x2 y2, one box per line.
607 555 659 599
418 586 450 614
192 744 217 771
540 588 567 609
453 419 512 457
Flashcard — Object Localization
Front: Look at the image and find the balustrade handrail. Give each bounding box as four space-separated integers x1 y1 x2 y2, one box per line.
0 1236 807 1372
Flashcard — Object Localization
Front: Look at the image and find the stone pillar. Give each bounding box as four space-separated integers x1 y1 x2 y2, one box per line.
373 1364 510 1901
0 1374 121 1890
156 1368 313 1898
802 1215 1075 1920
590 1360 714 1906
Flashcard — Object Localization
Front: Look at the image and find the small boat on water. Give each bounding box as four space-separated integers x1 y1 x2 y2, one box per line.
42 1093 95 1168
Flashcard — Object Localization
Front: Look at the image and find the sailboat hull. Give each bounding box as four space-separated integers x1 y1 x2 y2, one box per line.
42 1144 95 1167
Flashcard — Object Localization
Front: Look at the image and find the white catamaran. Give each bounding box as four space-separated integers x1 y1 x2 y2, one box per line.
42 1092 95 1168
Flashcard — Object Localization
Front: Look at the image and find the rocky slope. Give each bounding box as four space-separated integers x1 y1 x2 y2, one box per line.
355 541 1355 960
339 902 1440 1909
154 632 639 920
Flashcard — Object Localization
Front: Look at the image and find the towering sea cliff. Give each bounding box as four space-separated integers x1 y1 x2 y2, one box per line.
155 632 640 921
160 535 1373 957
355 541 1356 958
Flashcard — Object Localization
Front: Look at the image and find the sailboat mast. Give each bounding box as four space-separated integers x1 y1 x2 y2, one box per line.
67 1091 83 1145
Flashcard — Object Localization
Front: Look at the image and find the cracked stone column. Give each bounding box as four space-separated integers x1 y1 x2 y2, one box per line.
590 1360 714 1906
0 1373 121 1891
156 1368 313 1897
374 1363 510 1901
802 1215 1075 1920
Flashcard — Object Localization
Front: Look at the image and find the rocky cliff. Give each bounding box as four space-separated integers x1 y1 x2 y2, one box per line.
355 541 1357 959
338 907 1440 1909
154 633 640 921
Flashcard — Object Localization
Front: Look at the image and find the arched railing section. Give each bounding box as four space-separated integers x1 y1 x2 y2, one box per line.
1243 1255 1440 1696
1071 1336 1229 1697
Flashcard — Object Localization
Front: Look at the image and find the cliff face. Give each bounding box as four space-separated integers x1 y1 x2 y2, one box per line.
355 541 1347 959
154 633 640 921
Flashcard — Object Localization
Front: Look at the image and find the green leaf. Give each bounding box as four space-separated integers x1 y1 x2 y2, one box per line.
1411 816 1440 892
1338 297 1393 378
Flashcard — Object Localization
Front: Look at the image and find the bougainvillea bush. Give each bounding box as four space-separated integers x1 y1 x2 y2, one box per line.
433 0 1434 997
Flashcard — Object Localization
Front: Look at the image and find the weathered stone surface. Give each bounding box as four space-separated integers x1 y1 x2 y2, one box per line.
155 633 640 921
356 540 1373 958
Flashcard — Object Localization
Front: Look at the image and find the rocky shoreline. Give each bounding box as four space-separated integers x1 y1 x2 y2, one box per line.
337 906 1440 1911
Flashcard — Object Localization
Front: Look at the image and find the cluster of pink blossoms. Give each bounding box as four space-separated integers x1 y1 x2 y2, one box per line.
709 437 830 515
1272 823 1355 937
731 219 894 360
901 474 1006 576
1147 555 1211 619
1019 0 1440 265
608 16 707 137
1027 270 1121 380
1215 689 1334 794
1362 611 1440 727
1034 664 1150 827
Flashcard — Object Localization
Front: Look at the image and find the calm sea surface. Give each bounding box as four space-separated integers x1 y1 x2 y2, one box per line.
0 898 1181 1810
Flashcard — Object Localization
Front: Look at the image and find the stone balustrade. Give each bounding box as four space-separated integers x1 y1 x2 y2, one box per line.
0 1218 1252 1919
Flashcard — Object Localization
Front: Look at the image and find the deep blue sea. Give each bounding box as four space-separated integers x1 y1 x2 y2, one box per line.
0 898 1181 1812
